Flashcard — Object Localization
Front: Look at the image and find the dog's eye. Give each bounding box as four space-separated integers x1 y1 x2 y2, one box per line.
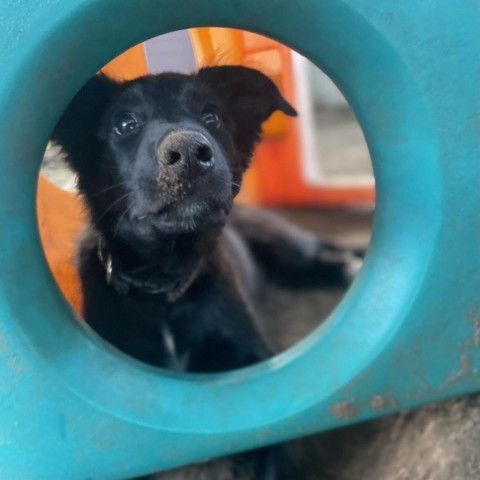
114 113 140 136
201 109 221 128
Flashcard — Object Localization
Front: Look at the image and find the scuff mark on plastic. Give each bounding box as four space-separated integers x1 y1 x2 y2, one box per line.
331 400 358 420
370 394 398 410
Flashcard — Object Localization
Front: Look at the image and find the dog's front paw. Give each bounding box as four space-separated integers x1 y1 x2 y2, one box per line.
342 251 364 283
314 242 364 286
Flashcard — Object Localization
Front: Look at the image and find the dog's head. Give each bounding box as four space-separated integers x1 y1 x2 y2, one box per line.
52 66 296 247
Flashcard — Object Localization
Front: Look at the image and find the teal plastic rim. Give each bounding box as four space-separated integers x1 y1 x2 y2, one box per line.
0 1 478 478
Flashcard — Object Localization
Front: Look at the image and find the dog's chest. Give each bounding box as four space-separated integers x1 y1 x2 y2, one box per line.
84 285 192 369
121 301 193 371
158 321 190 371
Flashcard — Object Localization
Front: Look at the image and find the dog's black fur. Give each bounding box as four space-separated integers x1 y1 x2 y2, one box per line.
52 66 357 479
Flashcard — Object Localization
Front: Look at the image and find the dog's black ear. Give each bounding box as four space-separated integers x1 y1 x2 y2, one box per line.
197 66 297 157
52 74 118 168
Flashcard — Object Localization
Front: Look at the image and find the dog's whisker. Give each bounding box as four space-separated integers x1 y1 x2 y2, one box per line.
113 205 131 238
90 181 129 198
130 262 154 275
93 192 131 227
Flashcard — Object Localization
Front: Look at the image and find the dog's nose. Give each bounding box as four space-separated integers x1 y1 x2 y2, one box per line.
157 131 214 173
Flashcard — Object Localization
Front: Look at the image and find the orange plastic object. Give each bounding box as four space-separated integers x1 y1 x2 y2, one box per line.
101 43 149 81
189 29 288 139
189 27 374 206
37 175 84 314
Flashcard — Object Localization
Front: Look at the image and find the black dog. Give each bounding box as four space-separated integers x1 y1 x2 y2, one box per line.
52 66 358 479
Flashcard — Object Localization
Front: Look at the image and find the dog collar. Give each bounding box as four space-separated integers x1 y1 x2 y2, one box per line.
97 237 201 302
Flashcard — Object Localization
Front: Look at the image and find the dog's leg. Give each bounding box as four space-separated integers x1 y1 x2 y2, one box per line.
230 205 363 288
186 331 271 373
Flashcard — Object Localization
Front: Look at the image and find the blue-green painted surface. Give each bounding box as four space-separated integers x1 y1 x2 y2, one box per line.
0 1 478 478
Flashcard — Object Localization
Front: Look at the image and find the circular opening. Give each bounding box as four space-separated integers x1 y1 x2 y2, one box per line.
39 29 374 375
